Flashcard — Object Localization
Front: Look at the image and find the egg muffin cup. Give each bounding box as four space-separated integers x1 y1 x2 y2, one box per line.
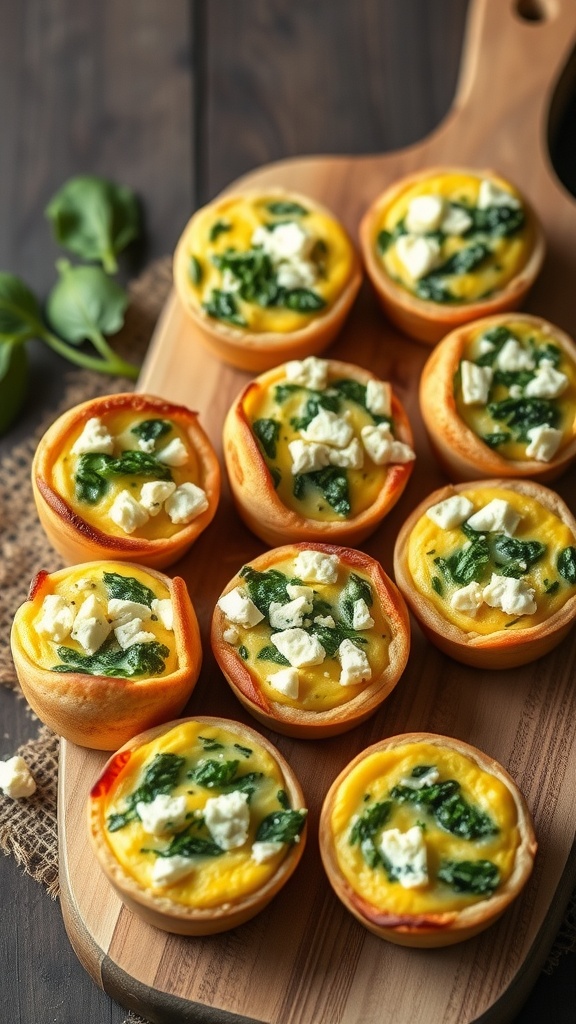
420 313 576 482
223 357 415 548
32 392 220 570
11 561 202 750
393 479 576 669
319 732 537 947
211 543 410 738
359 167 545 345
173 188 362 372
88 717 308 934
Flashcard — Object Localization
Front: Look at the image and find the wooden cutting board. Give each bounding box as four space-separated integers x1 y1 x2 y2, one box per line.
58 2 576 1021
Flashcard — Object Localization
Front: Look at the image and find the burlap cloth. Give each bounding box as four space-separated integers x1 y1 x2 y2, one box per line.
0 258 574 1024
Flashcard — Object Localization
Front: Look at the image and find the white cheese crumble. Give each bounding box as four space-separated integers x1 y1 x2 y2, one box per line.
0 756 37 799
107 599 152 627
71 594 111 655
71 417 114 456
314 614 335 628
365 379 392 417
495 339 535 373
218 587 264 628
137 436 156 453
204 790 250 850
361 423 415 465
482 574 537 616
151 598 174 631
269 595 313 630
109 490 150 534
288 439 331 475
292 550 339 584
164 482 209 524
327 437 364 470
461 360 493 406
426 495 475 530
286 583 314 602
478 180 521 210
151 854 195 887
35 594 74 642
395 234 442 280
223 626 240 645
398 767 440 790
379 826 428 888
338 638 371 686
440 204 473 235
136 794 188 836
251 840 285 864
139 480 177 515
284 357 328 391
524 362 568 399
405 194 445 234
301 409 354 449
271 627 326 667
253 221 313 261
114 617 156 650
450 582 484 615
525 424 563 462
268 667 300 699
351 598 374 630
476 336 496 358
156 437 189 467
466 498 522 536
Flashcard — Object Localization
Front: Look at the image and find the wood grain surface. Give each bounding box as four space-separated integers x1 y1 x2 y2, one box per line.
56 2 576 1023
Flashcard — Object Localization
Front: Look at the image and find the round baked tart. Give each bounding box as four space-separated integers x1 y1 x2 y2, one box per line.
393 479 576 669
359 167 545 345
173 189 362 372
88 716 307 934
32 392 220 570
211 543 410 738
420 313 576 482
319 732 536 947
10 561 201 750
223 356 415 548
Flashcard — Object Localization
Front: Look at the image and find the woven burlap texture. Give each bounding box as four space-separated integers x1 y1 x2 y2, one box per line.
0 256 573 1024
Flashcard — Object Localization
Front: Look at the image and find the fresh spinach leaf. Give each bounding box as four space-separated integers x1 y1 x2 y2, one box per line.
482 432 512 448
209 220 232 242
0 341 27 436
202 288 247 327
238 644 249 660
487 396 559 440
294 466 351 517
256 809 307 844
558 547 576 585
130 419 172 444
197 736 225 751
339 572 373 627
434 535 490 586
106 752 185 831
391 779 498 840
153 833 224 859
47 260 128 347
45 175 140 273
290 390 340 430
471 203 525 238
256 645 290 666
189 255 203 285
492 536 546 576
308 622 367 659
187 759 240 789
274 382 305 405
283 288 326 312
102 571 156 607
54 639 170 679
239 566 292 615
0 273 46 343
252 417 281 459
74 450 172 504
438 858 500 895
349 799 393 868
266 201 309 217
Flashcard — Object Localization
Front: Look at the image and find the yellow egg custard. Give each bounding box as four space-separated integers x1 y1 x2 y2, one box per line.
420 314 576 482
211 544 410 738
89 717 307 934
393 479 576 668
223 357 415 548
320 733 536 946
32 393 220 569
11 561 201 749
360 167 544 344
173 189 362 371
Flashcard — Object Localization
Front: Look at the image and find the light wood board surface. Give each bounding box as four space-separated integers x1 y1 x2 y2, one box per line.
59 2 576 1021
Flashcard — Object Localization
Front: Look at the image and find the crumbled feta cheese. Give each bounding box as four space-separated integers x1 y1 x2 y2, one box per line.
441 204 473 235
524 362 568 399
461 360 493 405
482 574 537 615
251 840 285 864
351 598 374 630
426 495 475 530
164 482 209 524
136 794 188 836
361 424 415 465
478 179 521 210
398 767 440 790
204 790 250 850
301 409 354 449
71 417 114 456
71 594 111 654
151 854 195 887
107 599 152 626
525 424 563 462
365 379 392 417
293 550 339 583
476 335 496 357
450 582 484 615
288 439 331 475
140 480 177 515
284 357 328 390
327 437 364 470
253 221 312 261
509 384 524 399
109 490 150 534
276 259 317 290
218 587 264 628
495 339 535 373
269 595 313 630
114 618 156 650
223 626 240 645
314 614 335 628
151 598 173 631
268 667 300 699
395 234 442 280
35 594 74 642
137 436 156 453
156 437 189 467
286 583 314 602
338 638 371 686
271 627 326 667
0 756 37 799
405 194 445 233
466 498 522 535
379 826 428 888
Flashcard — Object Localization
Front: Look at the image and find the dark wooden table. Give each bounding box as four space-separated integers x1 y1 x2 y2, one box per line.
1 2 575 1021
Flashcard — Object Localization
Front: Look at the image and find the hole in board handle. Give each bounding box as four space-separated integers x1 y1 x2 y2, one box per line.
515 0 556 22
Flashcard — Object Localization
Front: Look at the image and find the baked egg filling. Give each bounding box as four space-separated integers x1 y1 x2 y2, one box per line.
374 172 532 305
331 741 519 915
94 720 307 905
